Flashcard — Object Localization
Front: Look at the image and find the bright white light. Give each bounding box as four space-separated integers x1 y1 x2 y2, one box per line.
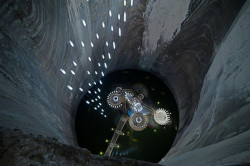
131 0 133 6
119 28 121 36
73 61 77 66
101 71 104 76
87 71 90 75
118 14 121 20
90 42 94 47
88 83 92 86
109 10 112 17
102 55 105 59
71 70 75 75
124 0 126 6
97 88 101 92
99 80 103 85
97 105 100 108
60 69 66 74
111 26 114 31
106 41 109 47
104 63 107 68
95 98 98 101
82 19 86 26
86 101 90 104
108 53 111 59
113 41 116 49
95 71 98 75
91 99 94 102
94 91 97 94
88 90 91 94
99 103 102 106
81 41 85 47
96 33 99 39
93 82 96 85
88 57 91 61
79 88 83 92
98 96 101 99
104 115 107 118
101 109 104 112
98 63 101 67
101 112 103 115
94 107 97 110
102 22 105 28
69 41 74 47
124 12 126 22
67 85 73 90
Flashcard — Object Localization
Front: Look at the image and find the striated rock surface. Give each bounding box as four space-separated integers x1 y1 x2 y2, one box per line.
0 0 249 165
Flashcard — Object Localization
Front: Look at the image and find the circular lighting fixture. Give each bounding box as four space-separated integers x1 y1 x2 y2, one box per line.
129 113 149 131
153 108 171 125
107 91 124 109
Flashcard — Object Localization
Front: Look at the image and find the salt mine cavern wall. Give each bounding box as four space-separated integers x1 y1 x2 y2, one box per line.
0 0 249 165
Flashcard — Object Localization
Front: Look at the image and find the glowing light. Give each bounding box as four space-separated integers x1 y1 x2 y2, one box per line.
98 96 101 99
118 14 121 20
88 57 91 61
101 112 103 115
88 90 91 94
99 102 102 105
104 115 107 118
94 107 97 110
95 98 98 101
97 88 101 92
102 55 105 59
60 69 66 74
119 28 121 36
82 19 86 26
73 61 77 66
88 83 92 86
113 41 116 49
111 26 114 31
124 12 126 22
91 99 94 102
98 63 101 67
106 41 109 47
131 0 133 6
87 71 90 75
101 71 104 76
86 101 90 104
94 91 97 94
95 71 98 75
96 33 99 39
71 70 75 75
157 101 160 105
100 152 103 155
101 109 104 112
105 139 108 143
79 88 83 92
108 53 111 59
81 41 85 47
104 63 107 68
124 0 126 6
102 22 105 28
69 41 74 47
109 10 112 17
90 42 94 47
93 82 96 85
111 128 114 131
99 80 103 85
67 85 73 90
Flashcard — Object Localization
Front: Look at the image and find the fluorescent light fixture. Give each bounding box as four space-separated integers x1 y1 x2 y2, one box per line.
79 88 83 91
98 63 101 67
60 69 66 74
113 41 116 49
99 80 103 85
88 83 92 86
95 98 98 101
93 82 96 85
82 19 86 26
101 71 104 76
88 57 91 61
71 70 75 75
101 112 103 115
97 88 101 92
124 12 126 22
106 41 109 46
87 71 90 75
94 91 97 94
101 109 104 112
91 99 94 102
131 0 133 6
86 101 90 104
108 53 111 59
104 115 107 118
69 41 74 47
90 42 94 47
73 61 77 66
102 22 105 28
118 14 121 20
111 26 114 31
88 90 91 94
94 107 97 110
102 55 105 59
95 71 98 75
124 0 126 6
119 28 121 36
96 33 99 39
109 10 112 17
67 85 73 90
98 96 101 99
81 41 85 47
104 63 107 68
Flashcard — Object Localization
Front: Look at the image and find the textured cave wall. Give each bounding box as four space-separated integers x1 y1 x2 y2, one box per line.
0 0 249 165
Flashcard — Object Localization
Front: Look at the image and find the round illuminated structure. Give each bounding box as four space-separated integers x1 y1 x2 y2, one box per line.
107 91 123 109
153 108 171 125
129 113 149 131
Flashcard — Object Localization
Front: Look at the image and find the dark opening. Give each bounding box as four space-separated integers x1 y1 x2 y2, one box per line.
75 69 179 163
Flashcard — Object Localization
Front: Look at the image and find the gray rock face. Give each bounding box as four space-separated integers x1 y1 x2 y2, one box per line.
0 0 249 165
